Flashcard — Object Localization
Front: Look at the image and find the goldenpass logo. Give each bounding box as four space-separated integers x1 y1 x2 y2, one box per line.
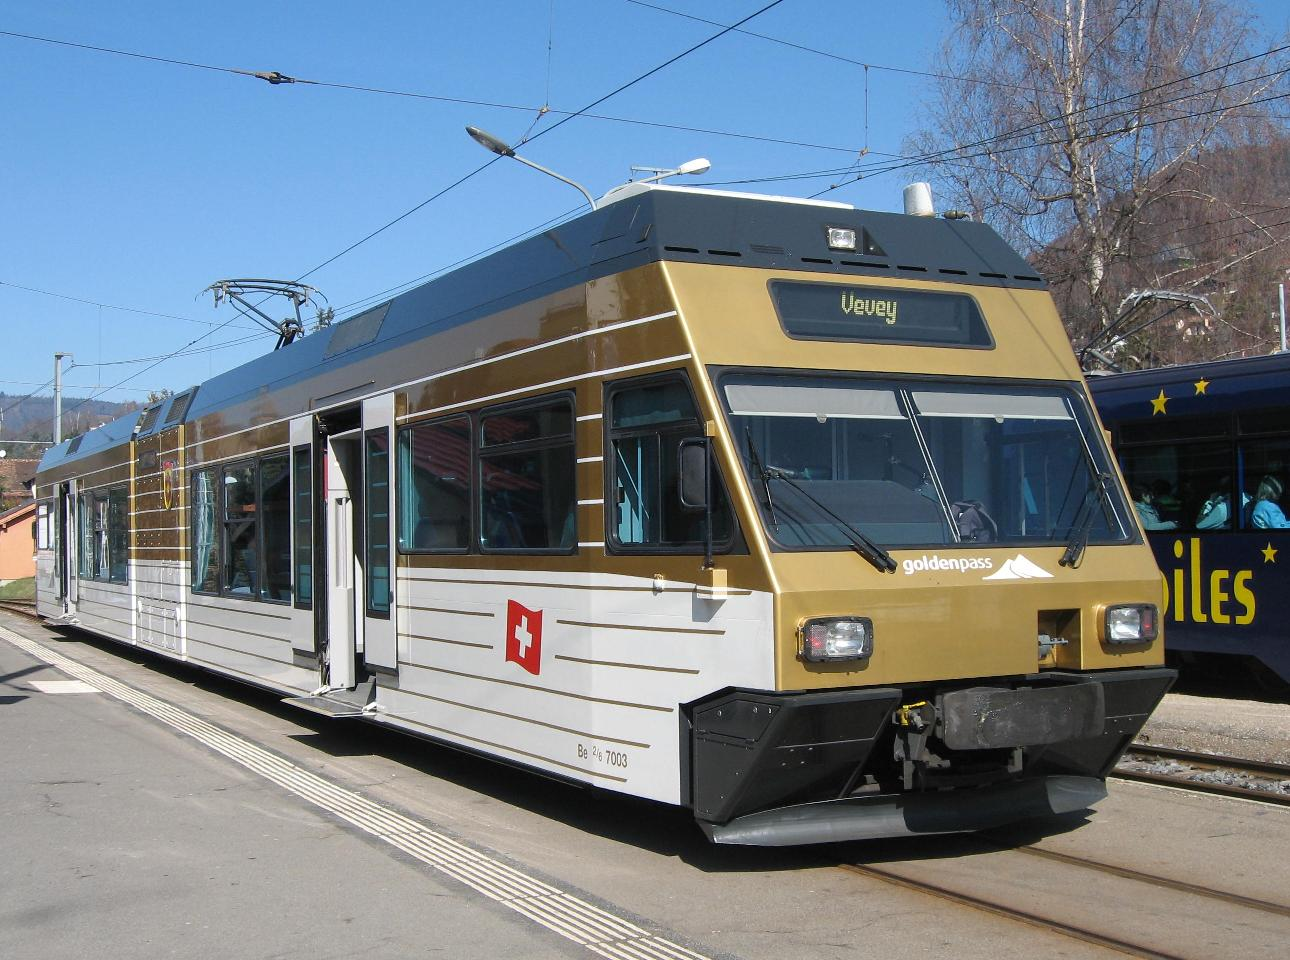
901 554 994 575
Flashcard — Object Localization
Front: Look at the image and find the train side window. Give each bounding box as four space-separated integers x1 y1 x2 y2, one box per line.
191 468 220 593
222 460 257 596
36 501 51 551
606 375 733 553
77 495 94 579
74 487 129 583
107 486 128 583
1237 435 1290 529
259 453 292 603
398 416 472 553
292 446 313 608
479 397 576 553
93 495 109 579
365 429 391 616
1117 439 1230 531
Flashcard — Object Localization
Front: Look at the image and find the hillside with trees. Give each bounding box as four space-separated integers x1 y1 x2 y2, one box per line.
910 0 1290 370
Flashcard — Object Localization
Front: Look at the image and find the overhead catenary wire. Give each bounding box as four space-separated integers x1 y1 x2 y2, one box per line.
0 26 867 157
46 1 787 414
684 47 1290 193
0 378 55 420
289 0 788 287
803 89 1290 199
623 0 1036 91
0 278 262 332
691 82 1290 196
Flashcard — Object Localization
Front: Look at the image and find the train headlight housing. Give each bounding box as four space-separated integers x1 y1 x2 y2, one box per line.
799 617 873 662
825 226 858 252
1103 604 1158 644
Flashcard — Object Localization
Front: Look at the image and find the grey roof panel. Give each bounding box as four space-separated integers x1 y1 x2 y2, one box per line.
41 189 1044 475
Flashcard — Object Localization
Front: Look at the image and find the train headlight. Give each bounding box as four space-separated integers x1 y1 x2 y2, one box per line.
799 617 873 662
1103 604 1158 644
825 226 857 252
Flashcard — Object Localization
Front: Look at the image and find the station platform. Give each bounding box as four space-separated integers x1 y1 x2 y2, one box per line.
0 627 577 960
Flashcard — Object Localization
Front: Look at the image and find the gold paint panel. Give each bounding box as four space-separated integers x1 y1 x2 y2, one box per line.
773 546 1165 690
664 261 1085 382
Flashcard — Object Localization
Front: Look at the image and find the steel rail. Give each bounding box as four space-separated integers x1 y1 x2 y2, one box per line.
0 599 37 619
1116 744 1290 807
839 863 1189 960
1002 843 1290 918
1125 743 1290 780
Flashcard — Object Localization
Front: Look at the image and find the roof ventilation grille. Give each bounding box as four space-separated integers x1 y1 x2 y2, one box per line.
165 389 196 425
136 404 163 435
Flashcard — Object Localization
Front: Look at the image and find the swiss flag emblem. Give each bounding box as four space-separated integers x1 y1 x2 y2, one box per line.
505 600 543 675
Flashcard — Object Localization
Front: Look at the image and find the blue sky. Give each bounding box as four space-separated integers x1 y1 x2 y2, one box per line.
2 1 1286 417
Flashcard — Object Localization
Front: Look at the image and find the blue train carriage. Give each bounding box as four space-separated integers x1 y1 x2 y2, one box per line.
1088 353 1290 688
35 183 1176 845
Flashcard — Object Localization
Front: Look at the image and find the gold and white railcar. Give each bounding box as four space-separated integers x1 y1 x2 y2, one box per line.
34 184 1174 844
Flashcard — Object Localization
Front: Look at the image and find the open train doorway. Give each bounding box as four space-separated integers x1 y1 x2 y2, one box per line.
58 480 77 617
319 409 365 693
308 395 397 698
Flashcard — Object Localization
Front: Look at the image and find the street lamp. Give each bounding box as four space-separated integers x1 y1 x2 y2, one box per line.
466 126 598 210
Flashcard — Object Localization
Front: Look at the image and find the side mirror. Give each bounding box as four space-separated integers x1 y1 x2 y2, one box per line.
678 438 709 511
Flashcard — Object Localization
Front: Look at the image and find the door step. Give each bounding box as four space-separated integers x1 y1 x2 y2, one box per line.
281 695 367 718
282 679 377 718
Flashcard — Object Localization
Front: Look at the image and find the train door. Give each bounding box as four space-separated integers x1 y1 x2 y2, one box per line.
60 480 78 615
322 426 362 690
359 394 397 676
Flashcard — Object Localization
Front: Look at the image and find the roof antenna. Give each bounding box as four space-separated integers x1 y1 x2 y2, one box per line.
203 279 328 349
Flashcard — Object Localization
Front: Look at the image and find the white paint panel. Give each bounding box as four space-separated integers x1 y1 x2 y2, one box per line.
388 568 774 804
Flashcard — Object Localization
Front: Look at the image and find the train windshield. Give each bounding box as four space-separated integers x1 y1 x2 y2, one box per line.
722 373 1134 550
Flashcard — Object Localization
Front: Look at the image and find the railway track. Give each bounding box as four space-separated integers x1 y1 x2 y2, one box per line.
842 818 1290 959
0 599 36 619
843 839 1290 960
1115 743 1290 806
842 862 1193 960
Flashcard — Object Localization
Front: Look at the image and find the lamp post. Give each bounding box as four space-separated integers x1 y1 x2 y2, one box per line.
466 126 598 210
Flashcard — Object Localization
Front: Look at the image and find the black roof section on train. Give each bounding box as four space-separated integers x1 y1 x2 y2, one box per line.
1088 351 1290 422
39 186 1043 473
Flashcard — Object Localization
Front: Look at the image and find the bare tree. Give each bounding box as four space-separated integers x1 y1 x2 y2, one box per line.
910 0 1289 364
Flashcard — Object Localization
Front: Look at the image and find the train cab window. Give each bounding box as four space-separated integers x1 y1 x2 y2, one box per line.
607 376 733 552
398 416 471 553
725 375 1131 549
911 389 1131 544
479 398 576 553
191 468 220 593
222 461 258 596
259 453 292 603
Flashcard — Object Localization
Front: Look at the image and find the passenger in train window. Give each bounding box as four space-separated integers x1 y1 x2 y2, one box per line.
1132 485 1177 531
1195 478 1244 530
1251 475 1290 529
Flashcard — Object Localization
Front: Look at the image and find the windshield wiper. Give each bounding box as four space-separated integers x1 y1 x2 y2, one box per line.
744 428 780 531
1059 471 1114 568
767 470 897 573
